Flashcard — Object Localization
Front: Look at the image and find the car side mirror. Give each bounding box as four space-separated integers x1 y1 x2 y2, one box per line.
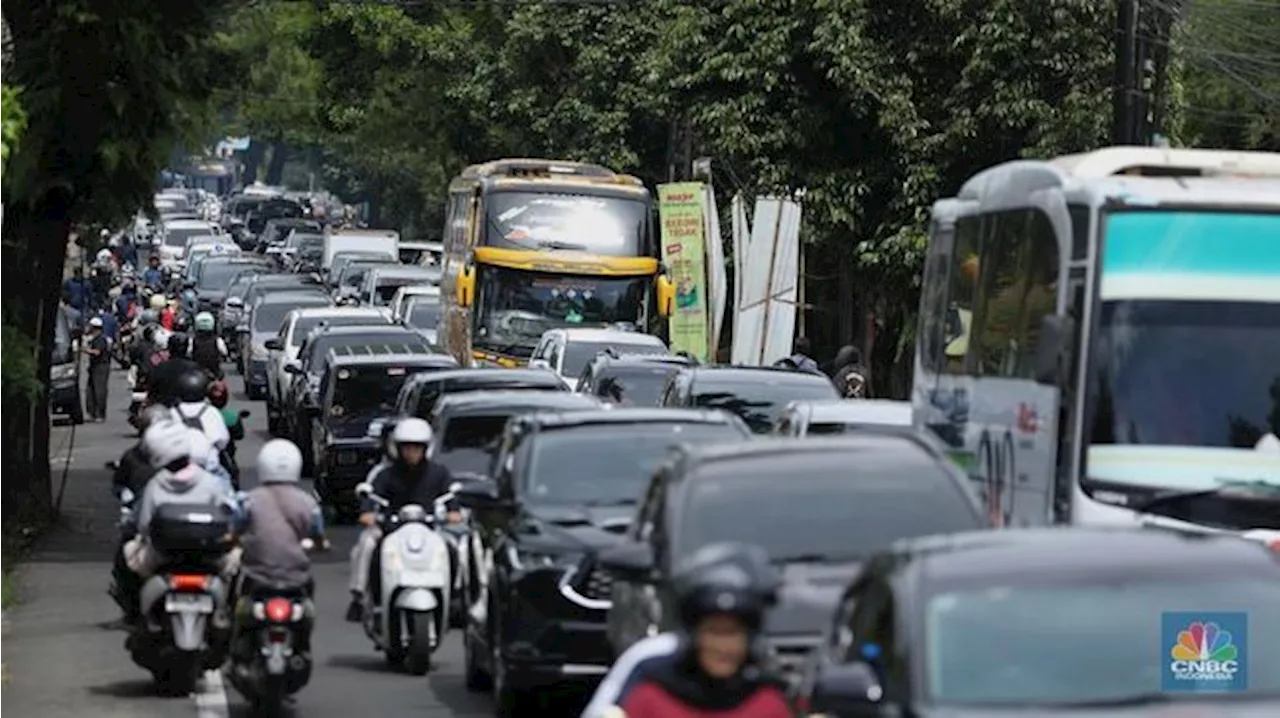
225 297 243 308
453 478 510 511
599 542 657 583
264 338 283 351
284 363 301 375
1033 314 1075 385
810 662 885 716
528 358 551 370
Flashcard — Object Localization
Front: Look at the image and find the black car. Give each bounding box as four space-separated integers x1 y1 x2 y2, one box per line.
454 408 752 714
576 351 697 407
309 344 458 513
393 367 568 420
798 528 1280 717
193 257 272 313
659 365 840 433
601 431 988 681
428 390 603 478
283 323 439 471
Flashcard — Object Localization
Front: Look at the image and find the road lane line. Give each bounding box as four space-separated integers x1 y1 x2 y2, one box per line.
195 669 230 718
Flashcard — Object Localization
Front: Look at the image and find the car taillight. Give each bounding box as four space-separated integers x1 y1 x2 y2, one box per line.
264 597 293 622
169 574 210 592
1267 538 1280 554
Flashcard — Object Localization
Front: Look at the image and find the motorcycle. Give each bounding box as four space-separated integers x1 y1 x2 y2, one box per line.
226 538 328 715
124 503 234 694
356 482 457 675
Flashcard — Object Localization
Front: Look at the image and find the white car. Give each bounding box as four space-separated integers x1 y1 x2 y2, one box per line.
158 219 221 267
358 265 443 307
772 399 912 437
389 284 441 323
529 327 668 388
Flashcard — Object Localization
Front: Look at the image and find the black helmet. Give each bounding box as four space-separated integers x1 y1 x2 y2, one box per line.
673 542 781 632
168 332 189 357
176 369 209 403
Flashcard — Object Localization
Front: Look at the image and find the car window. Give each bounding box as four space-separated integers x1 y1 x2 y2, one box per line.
594 364 681 407
562 340 665 378
692 376 839 433
435 414 511 474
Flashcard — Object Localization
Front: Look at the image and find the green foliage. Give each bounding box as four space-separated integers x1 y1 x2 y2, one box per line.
0 314 43 405
1 85 27 170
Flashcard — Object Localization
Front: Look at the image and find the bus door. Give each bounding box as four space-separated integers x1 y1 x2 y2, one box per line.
961 187 1072 527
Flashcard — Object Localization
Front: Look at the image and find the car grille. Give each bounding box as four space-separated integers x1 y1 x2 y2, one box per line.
575 562 613 602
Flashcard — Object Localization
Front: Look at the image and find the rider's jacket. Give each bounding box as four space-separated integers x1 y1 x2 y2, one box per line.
172 401 231 451
582 633 791 718
234 483 324 588
363 460 453 515
112 445 154 497
135 463 232 538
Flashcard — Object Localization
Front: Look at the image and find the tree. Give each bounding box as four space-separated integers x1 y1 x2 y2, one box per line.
1 1 242 521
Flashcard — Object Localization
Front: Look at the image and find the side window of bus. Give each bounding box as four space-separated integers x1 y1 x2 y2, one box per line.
918 221 953 373
971 209 1060 379
449 193 469 254
942 216 982 375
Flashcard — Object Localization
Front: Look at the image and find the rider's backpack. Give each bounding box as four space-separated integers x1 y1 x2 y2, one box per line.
179 409 206 433
841 366 869 398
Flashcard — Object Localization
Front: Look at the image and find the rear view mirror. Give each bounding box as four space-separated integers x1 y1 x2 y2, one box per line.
284 363 301 375
599 542 656 583
264 338 283 351
809 662 885 716
1033 314 1075 385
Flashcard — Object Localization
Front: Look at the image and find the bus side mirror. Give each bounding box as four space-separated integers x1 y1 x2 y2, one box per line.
655 275 675 317
1034 314 1075 385
456 266 475 308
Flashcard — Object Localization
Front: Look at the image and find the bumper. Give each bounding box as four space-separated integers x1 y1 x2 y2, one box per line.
500 568 612 686
245 359 269 389
50 377 80 412
317 444 380 498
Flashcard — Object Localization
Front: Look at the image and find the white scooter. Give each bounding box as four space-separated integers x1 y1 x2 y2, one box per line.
355 482 455 675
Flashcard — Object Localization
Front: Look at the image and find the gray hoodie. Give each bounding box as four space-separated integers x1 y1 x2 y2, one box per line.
234 484 324 588
136 463 233 536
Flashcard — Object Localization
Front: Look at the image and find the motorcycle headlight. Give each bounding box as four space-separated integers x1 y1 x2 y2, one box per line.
51 364 77 381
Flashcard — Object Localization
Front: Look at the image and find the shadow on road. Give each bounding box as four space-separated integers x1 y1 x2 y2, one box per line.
325 653 395 674
87 677 173 699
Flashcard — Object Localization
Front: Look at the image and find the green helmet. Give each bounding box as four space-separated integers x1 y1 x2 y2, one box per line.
194 311 215 332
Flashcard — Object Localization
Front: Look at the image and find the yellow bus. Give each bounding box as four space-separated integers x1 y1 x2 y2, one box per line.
439 158 675 367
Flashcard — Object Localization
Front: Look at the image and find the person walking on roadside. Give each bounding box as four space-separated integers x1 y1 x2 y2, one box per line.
63 266 94 313
831 344 872 398
82 316 112 421
783 336 825 376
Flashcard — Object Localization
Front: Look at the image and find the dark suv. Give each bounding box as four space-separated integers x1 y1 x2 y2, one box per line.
309 344 458 514
576 351 696 407
659 365 840 433
601 430 989 683
454 408 752 715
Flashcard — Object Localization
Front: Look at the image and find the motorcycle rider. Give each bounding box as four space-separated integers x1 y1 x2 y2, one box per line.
229 440 327 659
112 405 173 500
118 419 236 624
830 344 872 399
188 312 228 378
346 418 454 622
170 369 232 453
581 542 788 718
149 334 202 407
141 254 165 291
115 281 140 324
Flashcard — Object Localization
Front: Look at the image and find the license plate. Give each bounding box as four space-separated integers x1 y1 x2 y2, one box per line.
165 593 214 613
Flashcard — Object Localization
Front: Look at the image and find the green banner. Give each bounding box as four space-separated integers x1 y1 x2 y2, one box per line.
657 183 710 361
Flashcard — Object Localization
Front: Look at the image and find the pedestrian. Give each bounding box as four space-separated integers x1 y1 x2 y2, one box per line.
63 266 94 313
783 336 825 376
831 344 872 398
82 316 112 421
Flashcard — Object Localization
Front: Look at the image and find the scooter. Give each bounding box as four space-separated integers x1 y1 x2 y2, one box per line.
225 538 328 715
125 503 234 694
356 482 456 675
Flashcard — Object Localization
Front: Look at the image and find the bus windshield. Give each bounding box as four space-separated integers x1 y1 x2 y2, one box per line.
473 265 647 356
484 192 648 256
1083 210 1280 496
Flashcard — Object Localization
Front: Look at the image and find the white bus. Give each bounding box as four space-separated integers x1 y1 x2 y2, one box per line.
912 147 1280 545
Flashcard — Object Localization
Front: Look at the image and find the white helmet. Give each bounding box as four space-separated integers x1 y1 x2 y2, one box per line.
391 417 433 447
257 439 303 483
143 419 192 469
149 294 167 311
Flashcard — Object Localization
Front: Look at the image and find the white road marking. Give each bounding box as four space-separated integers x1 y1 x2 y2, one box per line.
194 668 230 718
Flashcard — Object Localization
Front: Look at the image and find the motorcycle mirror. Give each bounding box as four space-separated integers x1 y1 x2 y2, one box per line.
355 482 373 497
239 409 251 418
448 481 462 493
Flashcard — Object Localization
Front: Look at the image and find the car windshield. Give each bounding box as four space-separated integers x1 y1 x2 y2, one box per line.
925 578 1280 706
594 364 680 407
288 233 325 251
414 379 565 417
1083 211 1280 500
484 191 648 256
194 262 262 289
405 299 441 330
330 365 421 419
302 331 418 371
341 263 388 289
373 274 440 305
436 414 511 474
165 227 213 247
693 377 840 433
253 297 331 332
563 341 665 378
680 450 983 560
525 423 744 505
290 314 387 348
474 266 647 356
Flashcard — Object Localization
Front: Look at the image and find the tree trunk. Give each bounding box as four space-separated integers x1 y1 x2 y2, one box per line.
241 140 268 185
265 141 289 186
1 214 72 523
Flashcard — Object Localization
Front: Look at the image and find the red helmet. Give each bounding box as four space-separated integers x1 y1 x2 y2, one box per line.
208 378 229 408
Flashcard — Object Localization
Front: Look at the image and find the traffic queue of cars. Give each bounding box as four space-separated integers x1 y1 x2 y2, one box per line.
180 226 1280 717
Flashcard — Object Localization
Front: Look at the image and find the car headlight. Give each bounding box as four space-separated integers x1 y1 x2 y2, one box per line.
507 544 581 570
51 364 77 381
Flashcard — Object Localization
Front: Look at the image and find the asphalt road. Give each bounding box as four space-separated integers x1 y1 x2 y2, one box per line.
2 366 532 718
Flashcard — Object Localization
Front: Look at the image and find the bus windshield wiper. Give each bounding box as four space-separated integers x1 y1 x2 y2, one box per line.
1129 479 1280 514
537 240 586 251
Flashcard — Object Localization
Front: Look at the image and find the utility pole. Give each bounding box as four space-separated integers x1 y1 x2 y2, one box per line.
1112 0 1140 145
1146 0 1180 144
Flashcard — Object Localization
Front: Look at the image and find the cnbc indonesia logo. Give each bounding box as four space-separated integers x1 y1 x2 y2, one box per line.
1169 621 1239 683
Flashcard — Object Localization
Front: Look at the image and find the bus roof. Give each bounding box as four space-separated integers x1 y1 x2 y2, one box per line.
1050 146 1280 179
451 157 647 195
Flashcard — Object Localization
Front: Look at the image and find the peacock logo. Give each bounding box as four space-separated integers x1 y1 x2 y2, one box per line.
1169 621 1240 683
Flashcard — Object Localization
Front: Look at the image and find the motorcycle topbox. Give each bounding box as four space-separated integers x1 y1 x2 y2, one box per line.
150 503 230 555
